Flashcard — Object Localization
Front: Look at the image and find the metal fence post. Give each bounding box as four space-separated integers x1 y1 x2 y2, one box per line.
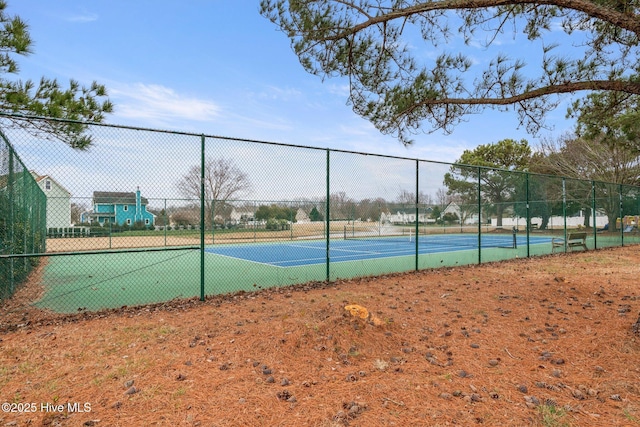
211 199 215 244
22 170 28 278
415 159 419 271
620 184 624 246
200 134 205 301
526 172 530 258
7 148 14 295
592 181 597 249
477 166 482 264
325 149 330 282
562 178 567 252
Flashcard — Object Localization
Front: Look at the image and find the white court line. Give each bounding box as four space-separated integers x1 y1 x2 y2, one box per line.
206 244 383 269
285 243 382 255
204 250 287 269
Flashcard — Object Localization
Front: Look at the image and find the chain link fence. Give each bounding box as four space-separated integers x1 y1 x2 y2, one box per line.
1 117 639 323
0 130 47 299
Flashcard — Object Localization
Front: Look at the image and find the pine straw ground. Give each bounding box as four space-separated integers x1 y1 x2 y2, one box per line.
1 246 640 427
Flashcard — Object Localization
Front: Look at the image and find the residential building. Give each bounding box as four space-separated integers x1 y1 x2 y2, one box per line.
82 187 155 227
31 172 72 229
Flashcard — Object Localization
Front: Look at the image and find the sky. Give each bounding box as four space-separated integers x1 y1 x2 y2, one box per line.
7 0 579 164
5 1 586 204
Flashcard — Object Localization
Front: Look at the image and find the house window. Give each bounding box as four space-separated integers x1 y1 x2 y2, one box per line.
145 219 150 225
124 205 128 211
127 219 131 225
45 180 51 190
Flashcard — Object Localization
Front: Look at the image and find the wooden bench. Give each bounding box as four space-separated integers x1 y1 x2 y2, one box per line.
552 231 588 253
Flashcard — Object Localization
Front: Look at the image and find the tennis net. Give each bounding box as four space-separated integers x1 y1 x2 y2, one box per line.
343 224 517 249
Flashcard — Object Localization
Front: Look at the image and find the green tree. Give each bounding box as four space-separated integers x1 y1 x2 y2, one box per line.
444 139 532 227
255 204 297 222
569 92 640 153
309 206 324 221
254 205 273 222
261 0 640 145
0 1 113 148
266 217 291 230
430 205 442 222
442 211 459 224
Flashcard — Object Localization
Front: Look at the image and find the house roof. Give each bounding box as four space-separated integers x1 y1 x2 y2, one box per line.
93 191 149 205
31 172 72 196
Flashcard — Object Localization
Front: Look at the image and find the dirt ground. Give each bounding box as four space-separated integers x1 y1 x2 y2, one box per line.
1 246 639 426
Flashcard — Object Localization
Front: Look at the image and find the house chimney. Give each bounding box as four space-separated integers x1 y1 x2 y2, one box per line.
136 187 141 222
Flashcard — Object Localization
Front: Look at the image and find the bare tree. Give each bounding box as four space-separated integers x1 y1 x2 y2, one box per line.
328 191 355 220
534 133 640 229
435 188 450 209
395 189 432 205
175 157 251 228
537 133 640 187
70 202 86 225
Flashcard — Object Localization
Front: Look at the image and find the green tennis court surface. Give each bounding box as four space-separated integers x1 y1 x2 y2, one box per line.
33 234 555 313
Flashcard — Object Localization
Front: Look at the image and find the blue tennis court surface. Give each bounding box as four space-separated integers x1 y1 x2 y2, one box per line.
205 235 553 267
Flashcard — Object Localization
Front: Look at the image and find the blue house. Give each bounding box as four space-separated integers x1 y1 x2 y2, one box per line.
82 187 155 227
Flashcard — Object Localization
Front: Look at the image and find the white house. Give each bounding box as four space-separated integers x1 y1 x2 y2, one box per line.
381 210 431 224
493 210 609 229
31 172 72 229
295 208 310 223
229 208 255 223
443 202 480 225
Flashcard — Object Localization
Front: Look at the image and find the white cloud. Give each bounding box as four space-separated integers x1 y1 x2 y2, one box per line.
326 83 350 97
257 85 303 101
65 12 98 23
110 83 221 124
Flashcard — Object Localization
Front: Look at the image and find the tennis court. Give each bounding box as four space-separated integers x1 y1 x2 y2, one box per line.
204 233 553 267
32 232 553 313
